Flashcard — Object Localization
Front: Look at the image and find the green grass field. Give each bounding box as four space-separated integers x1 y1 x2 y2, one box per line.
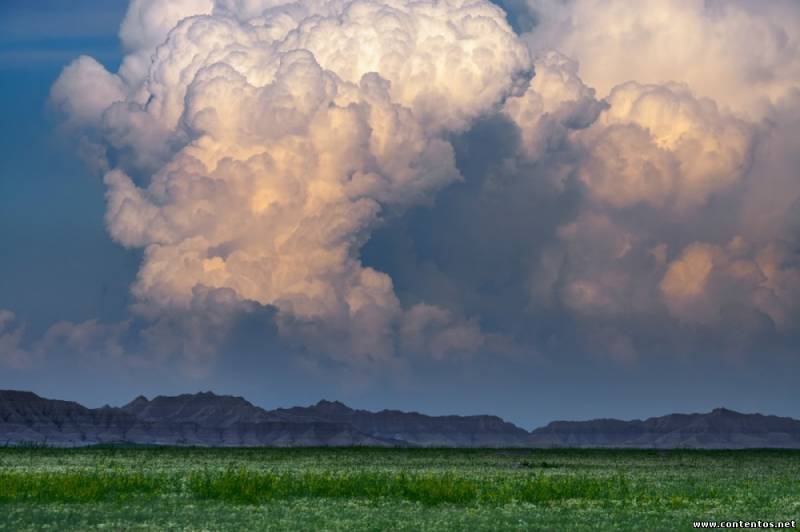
0 447 798 531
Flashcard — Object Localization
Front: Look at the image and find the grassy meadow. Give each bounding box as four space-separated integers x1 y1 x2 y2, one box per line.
0 447 798 531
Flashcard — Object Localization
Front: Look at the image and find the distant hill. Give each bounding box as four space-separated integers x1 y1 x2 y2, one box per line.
121 392 275 427
528 408 800 449
0 391 394 447
271 400 531 447
0 390 140 446
1 390 799 448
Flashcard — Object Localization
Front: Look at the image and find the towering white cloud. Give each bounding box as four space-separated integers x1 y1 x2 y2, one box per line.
50 0 529 369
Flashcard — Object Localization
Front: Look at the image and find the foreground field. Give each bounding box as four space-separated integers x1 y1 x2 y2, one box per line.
0 448 798 531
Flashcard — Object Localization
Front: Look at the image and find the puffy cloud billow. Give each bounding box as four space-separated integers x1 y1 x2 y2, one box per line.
34 0 800 374
525 0 800 118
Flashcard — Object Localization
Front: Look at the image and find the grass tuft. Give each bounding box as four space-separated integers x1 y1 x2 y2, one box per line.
0 471 165 503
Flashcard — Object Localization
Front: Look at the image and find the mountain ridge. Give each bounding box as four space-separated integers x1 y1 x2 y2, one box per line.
1 390 799 448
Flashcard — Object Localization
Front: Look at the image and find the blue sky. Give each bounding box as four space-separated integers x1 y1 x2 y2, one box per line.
1 0 798 428
0 1 134 334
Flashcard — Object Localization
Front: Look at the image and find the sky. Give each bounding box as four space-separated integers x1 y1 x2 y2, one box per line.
0 0 798 429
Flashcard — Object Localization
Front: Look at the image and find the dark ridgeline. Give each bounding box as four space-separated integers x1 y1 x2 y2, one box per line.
1 390 799 448
528 407 800 448
270 400 531 447
0 391 394 447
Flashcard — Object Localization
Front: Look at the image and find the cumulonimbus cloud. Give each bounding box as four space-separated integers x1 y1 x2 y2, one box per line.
49 0 531 370
27 0 800 374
